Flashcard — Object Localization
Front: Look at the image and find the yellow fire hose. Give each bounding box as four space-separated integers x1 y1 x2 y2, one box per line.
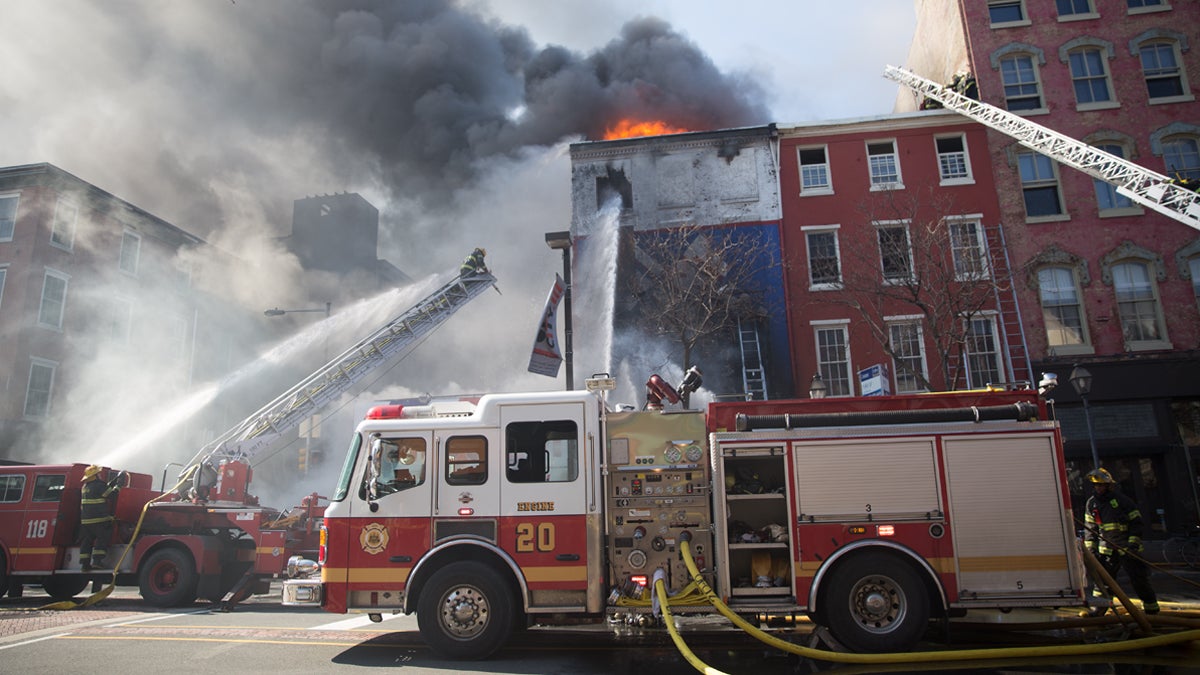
650 539 1200 672
40 468 196 610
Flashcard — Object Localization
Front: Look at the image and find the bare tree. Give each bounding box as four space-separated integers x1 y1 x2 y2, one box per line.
627 223 778 405
813 187 1006 391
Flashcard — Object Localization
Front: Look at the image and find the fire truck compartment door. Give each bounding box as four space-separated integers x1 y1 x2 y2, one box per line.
499 402 594 604
15 471 70 571
792 438 941 521
943 432 1076 596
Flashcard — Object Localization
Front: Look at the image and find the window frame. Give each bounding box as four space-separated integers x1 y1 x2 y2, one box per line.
988 0 1030 27
812 321 853 397
1091 142 1140 216
446 435 489 486
1037 266 1093 356
1111 260 1171 351
119 230 141 276
1067 47 1116 110
24 357 57 419
875 220 914 285
1056 0 1097 20
37 268 70 330
50 198 77 252
935 134 973 185
944 216 991 281
1137 39 1192 104
505 420 579 484
1189 256 1200 312
797 145 833 196
0 192 18 242
886 317 929 394
1127 0 1169 15
999 53 1045 112
110 296 133 344
866 139 904 190
1017 151 1067 221
0 474 25 503
964 313 1004 389
1162 136 1200 181
804 226 843 291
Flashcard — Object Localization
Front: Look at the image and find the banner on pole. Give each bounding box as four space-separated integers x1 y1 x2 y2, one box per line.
528 274 565 377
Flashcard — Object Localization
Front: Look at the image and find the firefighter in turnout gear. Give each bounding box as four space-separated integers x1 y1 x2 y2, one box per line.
459 247 488 277
1083 467 1159 614
79 465 125 571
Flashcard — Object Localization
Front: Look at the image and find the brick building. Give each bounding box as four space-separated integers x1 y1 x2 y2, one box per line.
777 111 1021 398
902 0 1200 530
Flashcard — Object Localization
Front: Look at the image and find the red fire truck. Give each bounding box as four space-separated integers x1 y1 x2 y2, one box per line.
283 374 1086 657
0 461 325 606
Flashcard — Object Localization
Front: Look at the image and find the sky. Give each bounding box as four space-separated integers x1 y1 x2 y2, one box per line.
0 1 916 486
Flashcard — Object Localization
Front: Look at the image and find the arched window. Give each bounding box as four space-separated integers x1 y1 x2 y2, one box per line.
1038 266 1090 352
1112 261 1167 347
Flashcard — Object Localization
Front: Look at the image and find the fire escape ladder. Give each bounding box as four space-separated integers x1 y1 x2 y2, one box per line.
984 221 1033 387
738 318 768 401
195 272 499 466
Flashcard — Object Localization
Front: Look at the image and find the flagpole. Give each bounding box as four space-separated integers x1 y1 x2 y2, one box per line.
546 231 574 391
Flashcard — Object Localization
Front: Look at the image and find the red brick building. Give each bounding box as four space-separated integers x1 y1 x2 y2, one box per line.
903 0 1200 530
778 112 1022 397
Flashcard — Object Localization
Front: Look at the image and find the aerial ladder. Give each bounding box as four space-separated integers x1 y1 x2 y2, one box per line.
884 65 1200 233
186 268 498 489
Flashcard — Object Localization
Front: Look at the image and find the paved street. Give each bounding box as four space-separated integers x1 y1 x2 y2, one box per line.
3 569 1200 675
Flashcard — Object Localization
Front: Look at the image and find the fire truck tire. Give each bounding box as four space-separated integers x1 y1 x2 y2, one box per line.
0 555 8 597
417 561 514 660
823 553 930 653
139 548 199 607
41 575 90 601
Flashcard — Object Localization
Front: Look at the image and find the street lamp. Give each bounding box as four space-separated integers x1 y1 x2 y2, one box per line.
1068 364 1101 469
264 301 332 475
545 230 574 391
809 372 828 399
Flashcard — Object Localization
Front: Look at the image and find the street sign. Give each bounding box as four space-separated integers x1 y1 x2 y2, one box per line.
859 363 891 397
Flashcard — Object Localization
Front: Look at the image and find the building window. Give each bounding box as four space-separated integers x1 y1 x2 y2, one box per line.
110 297 133 344
964 316 1002 389
1112 261 1167 346
946 217 990 280
38 269 69 330
1163 137 1200 180
1000 54 1043 111
1093 143 1135 212
989 0 1027 25
119 231 141 276
1189 257 1200 310
1056 0 1094 16
867 140 902 189
1018 151 1065 218
0 194 17 242
24 358 57 419
1068 48 1112 106
888 320 928 393
798 146 832 194
805 228 842 289
814 324 852 397
1139 41 1186 100
1127 0 1165 11
1038 267 1089 350
935 135 972 183
50 199 76 251
876 221 913 283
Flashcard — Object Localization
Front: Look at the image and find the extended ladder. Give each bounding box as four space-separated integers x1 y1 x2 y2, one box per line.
884 65 1200 232
737 318 768 401
195 271 498 465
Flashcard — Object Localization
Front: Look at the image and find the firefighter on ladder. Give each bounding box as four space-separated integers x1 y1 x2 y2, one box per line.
459 247 488 277
1082 467 1160 614
79 465 125 571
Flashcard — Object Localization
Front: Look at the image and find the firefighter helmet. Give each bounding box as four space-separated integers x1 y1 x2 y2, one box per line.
82 464 103 483
1087 468 1115 484
476 247 486 256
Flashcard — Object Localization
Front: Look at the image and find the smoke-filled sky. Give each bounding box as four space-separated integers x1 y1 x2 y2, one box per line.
0 0 914 488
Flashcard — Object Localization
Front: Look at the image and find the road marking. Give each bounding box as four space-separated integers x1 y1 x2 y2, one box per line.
0 634 70 651
309 613 408 631
104 608 210 627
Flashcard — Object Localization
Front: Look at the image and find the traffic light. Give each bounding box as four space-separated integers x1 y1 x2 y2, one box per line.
298 447 308 473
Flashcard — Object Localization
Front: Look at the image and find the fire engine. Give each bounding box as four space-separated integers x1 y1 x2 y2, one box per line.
283 372 1086 657
0 269 498 607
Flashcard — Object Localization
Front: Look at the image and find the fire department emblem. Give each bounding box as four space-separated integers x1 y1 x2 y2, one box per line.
359 523 389 555
458 492 474 505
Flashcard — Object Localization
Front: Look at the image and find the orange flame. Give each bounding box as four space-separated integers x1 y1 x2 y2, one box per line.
603 119 690 140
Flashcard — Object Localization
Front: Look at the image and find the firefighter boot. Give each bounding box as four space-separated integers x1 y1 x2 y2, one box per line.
91 555 106 569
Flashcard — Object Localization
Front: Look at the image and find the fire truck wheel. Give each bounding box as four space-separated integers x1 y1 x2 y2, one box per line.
41 575 90 601
139 548 199 607
417 561 515 660
824 553 930 653
0 555 8 597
